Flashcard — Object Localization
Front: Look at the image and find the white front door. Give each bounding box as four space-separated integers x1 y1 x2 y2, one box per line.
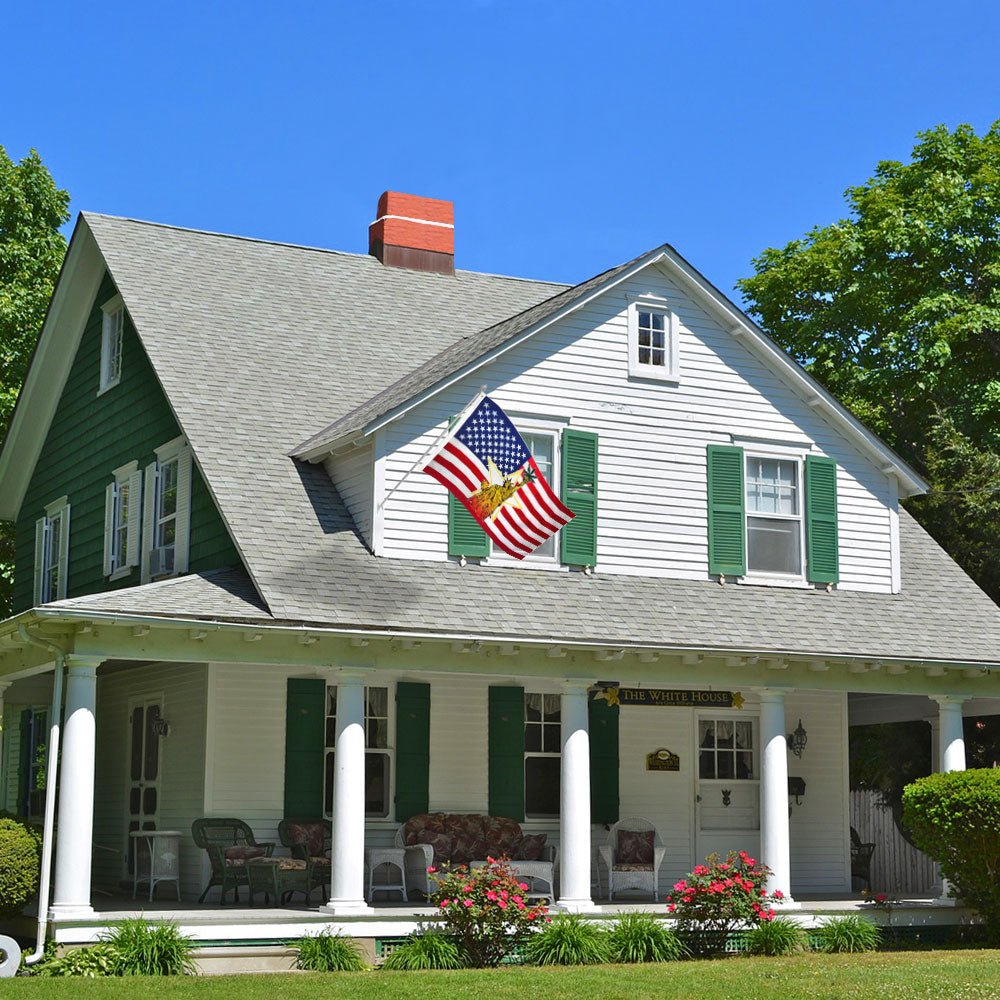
126 700 163 876
695 714 761 863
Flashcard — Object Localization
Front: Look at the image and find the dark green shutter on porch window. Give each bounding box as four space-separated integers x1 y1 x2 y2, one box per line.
17 708 32 816
805 455 840 585
284 678 326 818
395 682 430 822
589 694 619 825
560 429 598 566
447 414 490 558
707 444 746 577
488 686 525 821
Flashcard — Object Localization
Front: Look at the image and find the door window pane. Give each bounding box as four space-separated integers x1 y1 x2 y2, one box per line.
525 756 560 817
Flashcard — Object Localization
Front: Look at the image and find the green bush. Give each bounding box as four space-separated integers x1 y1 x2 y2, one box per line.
813 915 881 953
381 930 465 970
607 912 687 963
101 918 196 975
295 931 367 972
0 816 42 919
902 769 1000 936
523 914 611 966
744 916 808 956
34 945 118 977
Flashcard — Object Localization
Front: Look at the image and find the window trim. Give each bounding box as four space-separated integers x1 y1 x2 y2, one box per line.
741 448 808 587
524 690 561 820
323 682 395 821
626 294 679 382
696 712 760 783
99 294 125 395
141 437 192 584
35 496 70 604
106 461 140 581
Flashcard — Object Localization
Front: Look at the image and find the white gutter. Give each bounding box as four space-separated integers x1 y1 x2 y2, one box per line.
15 625 68 968
18 606 999 672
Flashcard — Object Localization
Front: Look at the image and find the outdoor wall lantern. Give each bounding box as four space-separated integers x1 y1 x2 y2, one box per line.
151 718 171 738
787 719 807 758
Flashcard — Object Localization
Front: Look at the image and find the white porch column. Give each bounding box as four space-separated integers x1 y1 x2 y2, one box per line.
935 696 967 773
323 669 373 915
557 681 596 912
757 689 794 904
933 696 968 904
51 656 102 919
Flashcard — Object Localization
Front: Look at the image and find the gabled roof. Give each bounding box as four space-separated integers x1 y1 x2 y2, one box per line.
291 243 927 497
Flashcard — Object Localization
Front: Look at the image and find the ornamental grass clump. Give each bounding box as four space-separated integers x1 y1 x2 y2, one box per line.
100 919 195 975
523 914 611 966
295 930 367 972
666 850 785 956
381 929 466 971
607 912 687 963
813 914 881 953
428 856 549 967
744 915 808 956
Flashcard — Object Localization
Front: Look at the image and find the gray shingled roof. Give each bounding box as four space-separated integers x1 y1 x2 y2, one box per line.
293 250 652 456
77 214 1000 666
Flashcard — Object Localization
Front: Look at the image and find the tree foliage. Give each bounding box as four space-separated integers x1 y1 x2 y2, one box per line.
0 147 69 614
738 121 1000 600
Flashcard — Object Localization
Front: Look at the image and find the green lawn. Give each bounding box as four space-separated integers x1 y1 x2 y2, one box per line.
6 952 1000 1000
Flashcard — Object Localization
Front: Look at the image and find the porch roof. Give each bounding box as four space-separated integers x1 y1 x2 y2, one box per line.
45 500 1000 667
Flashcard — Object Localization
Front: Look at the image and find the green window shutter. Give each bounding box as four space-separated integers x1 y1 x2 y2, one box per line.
805 455 839 585
17 709 32 815
560 429 598 566
488 686 525 821
447 413 490 558
707 444 746 577
284 678 326 818
589 695 619 825
395 682 430 822
448 493 490 558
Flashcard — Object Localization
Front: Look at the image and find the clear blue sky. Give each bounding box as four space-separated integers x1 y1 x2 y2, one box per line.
6 1 999 299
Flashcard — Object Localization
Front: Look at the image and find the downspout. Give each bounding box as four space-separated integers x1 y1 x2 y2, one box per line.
16 625 68 966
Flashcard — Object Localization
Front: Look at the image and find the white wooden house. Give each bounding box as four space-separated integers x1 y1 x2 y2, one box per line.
1 191 999 949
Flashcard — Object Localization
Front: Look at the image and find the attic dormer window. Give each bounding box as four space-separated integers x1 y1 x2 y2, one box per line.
100 295 125 394
627 297 678 382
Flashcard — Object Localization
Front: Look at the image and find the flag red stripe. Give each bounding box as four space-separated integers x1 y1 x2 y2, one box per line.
495 505 546 549
519 484 566 533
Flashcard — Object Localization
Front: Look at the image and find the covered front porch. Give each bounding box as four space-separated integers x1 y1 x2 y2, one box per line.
1 608 997 951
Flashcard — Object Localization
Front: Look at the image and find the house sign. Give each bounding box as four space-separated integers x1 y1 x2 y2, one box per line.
595 688 745 709
646 748 681 771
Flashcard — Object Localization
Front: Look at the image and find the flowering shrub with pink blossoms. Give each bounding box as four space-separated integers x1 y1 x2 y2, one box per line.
428 856 549 967
665 850 784 955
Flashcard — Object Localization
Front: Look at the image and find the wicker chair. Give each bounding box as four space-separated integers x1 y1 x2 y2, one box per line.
850 826 875 890
191 818 275 904
599 817 666 900
278 818 331 900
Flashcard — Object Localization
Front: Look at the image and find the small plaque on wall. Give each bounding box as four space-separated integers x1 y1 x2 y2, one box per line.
646 748 681 772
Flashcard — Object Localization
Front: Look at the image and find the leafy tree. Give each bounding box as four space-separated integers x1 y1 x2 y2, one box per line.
738 121 1000 600
0 148 70 615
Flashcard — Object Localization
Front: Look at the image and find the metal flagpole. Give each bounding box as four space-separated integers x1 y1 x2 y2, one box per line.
377 386 487 509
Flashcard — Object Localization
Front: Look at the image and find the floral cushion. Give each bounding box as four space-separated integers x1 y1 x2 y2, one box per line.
224 846 266 867
246 856 307 870
416 831 453 864
483 816 523 857
451 835 489 865
617 830 654 866
310 856 332 868
402 813 529 864
403 814 447 845
515 833 547 861
615 862 654 872
285 821 326 857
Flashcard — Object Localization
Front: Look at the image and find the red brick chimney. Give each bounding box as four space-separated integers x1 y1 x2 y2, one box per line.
368 191 455 274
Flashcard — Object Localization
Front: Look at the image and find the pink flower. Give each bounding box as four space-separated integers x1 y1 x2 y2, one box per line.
440 899 450 908
463 899 474 908
875 893 888 904
497 900 507 910
464 884 473 892
519 883 529 891
486 890 498 901
693 865 709 876
773 890 784 900
667 903 676 913
513 895 522 904
426 866 436 873
673 881 687 891
500 890 509 900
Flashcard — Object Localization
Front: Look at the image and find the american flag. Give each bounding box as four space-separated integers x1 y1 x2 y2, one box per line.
423 396 575 559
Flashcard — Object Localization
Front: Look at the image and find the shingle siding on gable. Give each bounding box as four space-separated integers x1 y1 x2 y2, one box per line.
13 272 242 612
377 269 897 593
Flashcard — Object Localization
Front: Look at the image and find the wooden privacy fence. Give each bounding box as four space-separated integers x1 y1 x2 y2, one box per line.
849 789 937 895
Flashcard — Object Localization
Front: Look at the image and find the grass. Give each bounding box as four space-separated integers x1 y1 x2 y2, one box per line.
6 951 1000 999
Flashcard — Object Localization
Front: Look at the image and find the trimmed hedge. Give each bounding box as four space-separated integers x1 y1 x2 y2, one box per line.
902 768 1000 937
0 815 42 919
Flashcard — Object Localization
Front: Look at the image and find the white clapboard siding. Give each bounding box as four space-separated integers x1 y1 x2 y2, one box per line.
2 705 20 813
374 269 895 592
849 789 937 895
325 441 374 550
94 663 208 900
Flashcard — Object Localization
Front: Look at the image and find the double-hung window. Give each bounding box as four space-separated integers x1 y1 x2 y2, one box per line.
324 685 392 818
627 296 679 381
524 692 561 818
698 717 756 780
104 462 142 579
99 295 125 393
745 455 802 577
34 497 71 604
141 437 192 582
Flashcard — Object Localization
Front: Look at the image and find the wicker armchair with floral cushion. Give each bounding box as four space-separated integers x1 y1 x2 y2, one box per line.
191 818 275 905
598 817 666 900
278 819 331 899
394 813 555 898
